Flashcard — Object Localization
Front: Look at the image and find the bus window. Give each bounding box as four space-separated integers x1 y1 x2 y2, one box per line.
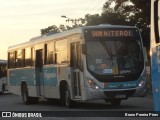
16 49 24 68
70 42 82 70
25 47 34 66
0 64 7 78
8 51 15 68
55 39 68 64
46 42 54 64
154 0 160 43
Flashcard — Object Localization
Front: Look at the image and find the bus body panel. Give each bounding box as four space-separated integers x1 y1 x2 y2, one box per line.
150 0 160 111
43 65 59 98
7 25 146 105
8 68 37 96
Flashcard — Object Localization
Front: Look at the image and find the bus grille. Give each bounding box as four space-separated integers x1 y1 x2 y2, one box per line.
104 90 136 98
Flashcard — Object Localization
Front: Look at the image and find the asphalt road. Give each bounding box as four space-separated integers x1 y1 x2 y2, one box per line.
0 92 159 120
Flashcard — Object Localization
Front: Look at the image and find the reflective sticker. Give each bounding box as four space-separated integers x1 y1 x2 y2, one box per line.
89 65 95 71
96 59 102 63
98 64 107 69
102 69 112 74
112 68 118 74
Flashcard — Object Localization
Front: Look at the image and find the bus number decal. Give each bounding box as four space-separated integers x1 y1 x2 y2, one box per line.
91 30 133 37
102 69 112 74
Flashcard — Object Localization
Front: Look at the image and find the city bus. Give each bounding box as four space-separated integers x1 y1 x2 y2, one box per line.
8 25 146 107
0 60 7 94
150 0 160 111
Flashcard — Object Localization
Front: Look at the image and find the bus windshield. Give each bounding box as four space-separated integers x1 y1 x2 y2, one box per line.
0 62 7 78
84 28 144 82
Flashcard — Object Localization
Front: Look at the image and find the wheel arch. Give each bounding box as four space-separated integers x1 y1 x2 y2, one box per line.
59 80 71 100
59 80 68 94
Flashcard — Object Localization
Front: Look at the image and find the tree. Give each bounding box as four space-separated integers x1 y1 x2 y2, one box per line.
40 0 151 57
85 14 102 26
41 25 60 35
84 0 151 58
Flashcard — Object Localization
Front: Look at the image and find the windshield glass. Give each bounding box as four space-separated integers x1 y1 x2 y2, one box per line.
86 39 143 75
84 28 144 77
0 64 7 77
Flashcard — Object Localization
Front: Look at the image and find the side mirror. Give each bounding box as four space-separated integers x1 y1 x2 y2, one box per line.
82 44 86 54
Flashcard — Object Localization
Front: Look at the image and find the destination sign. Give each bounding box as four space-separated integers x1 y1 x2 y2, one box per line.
84 28 139 39
91 30 133 37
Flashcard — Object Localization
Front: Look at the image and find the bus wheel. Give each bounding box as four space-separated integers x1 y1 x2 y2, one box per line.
21 84 30 105
110 99 121 107
64 86 74 108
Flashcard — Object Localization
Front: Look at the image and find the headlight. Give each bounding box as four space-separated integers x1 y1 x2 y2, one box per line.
87 78 100 89
138 80 145 87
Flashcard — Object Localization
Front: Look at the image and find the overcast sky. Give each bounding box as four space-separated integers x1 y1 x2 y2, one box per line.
0 0 106 60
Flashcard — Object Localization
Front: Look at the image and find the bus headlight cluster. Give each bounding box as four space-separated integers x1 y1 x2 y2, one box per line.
138 80 145 87
87 78 100 89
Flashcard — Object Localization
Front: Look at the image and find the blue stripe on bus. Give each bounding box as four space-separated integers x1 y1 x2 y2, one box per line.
43 66 58 86
9 68 35 86
103 76 145 89
151 49 160 111
9 66 58 86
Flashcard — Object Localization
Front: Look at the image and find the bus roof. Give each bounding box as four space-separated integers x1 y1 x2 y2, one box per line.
0 60 7 64
8 25 137 51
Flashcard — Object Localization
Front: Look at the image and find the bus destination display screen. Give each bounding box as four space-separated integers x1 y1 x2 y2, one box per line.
84 28 139 39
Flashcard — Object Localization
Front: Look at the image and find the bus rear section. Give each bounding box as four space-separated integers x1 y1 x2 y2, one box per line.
82 26 146 106
0 60 7 94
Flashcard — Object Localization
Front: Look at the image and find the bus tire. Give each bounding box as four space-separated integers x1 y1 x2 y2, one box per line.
64 88 72 108
31 97 39 104
63 85 74 108
21 84 30 105
110 99 121 107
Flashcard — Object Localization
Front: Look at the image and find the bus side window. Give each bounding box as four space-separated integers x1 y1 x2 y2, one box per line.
46 42 54 65
16 49 24 68
0 64 7 78
70 42 83 71
25 47 34 67
77 43 83 71
8 51 16 68
55 39 68 64
154 0 160 43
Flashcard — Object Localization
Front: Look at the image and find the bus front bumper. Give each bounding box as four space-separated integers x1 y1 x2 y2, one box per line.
83 84 147 101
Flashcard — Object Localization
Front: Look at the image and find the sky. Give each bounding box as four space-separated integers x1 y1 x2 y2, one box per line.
0 0 106 60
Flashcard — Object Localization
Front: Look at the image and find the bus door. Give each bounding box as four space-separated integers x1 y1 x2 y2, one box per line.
70 42 82 98
35 49 44 96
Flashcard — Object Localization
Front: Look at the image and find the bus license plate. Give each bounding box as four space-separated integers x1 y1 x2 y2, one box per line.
115 94 126 99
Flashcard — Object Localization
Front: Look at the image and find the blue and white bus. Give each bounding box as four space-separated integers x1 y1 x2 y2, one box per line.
8 25 146 107
0 60 7 94
150 0 160 111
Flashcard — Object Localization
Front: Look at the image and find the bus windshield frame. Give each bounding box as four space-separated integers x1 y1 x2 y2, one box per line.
84 28 144 82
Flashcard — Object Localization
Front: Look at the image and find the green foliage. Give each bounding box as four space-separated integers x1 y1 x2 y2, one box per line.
41 25 60 35
84 0 151 57
40 0 151 57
